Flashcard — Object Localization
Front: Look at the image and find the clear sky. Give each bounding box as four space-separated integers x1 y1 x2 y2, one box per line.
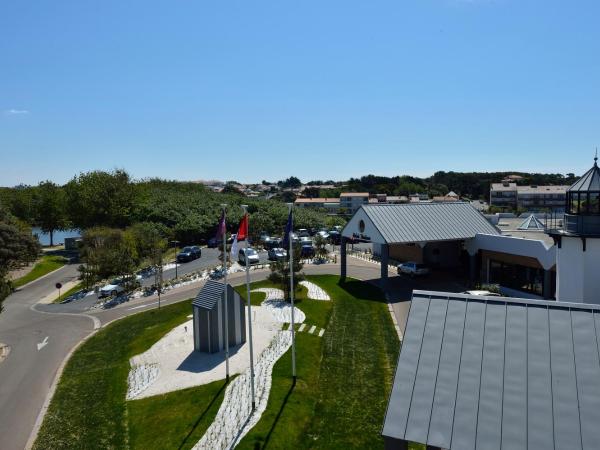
1 0 599 186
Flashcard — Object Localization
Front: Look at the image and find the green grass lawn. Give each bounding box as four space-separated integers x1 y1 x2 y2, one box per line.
35 275 399 450
128 378 232 450
12 255 68 288
33 300 197 449
236 275 400 450
235 278 331 329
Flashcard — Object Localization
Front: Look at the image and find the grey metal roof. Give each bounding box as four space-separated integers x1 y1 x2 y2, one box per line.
569 158 600 192
383 290 600 450
360 202 499 243
193 280 228 310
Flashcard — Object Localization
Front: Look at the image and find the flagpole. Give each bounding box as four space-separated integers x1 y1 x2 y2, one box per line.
287 203 297 383
221 204 230 382
241 205 256 411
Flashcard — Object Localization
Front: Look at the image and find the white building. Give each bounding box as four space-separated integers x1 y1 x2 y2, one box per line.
549 157 600 303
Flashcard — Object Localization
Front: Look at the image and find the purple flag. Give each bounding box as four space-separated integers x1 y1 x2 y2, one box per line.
215 211 226 240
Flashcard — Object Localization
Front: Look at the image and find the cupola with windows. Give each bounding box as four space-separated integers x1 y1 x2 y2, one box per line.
563 154 600 235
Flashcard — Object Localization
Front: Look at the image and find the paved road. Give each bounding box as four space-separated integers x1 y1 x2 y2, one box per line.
0 264 94 450
0 255 464 450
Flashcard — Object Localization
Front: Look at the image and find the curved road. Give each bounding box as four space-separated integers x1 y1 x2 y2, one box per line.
0 256 465 450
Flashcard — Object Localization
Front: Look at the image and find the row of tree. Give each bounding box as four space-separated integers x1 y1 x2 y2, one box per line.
288 171 579 200
0 170 346 248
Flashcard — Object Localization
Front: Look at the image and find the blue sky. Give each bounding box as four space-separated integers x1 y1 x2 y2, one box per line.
1 0 599 186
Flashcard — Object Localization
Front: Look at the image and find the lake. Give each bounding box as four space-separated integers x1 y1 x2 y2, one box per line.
31 227 81 247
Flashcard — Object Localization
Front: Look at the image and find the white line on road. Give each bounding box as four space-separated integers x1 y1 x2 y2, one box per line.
128 302 157 310
37 337 49 351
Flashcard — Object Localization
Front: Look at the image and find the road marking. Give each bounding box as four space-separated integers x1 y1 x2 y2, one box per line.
128 302 158 310
37 336 49 351
308 325 316 334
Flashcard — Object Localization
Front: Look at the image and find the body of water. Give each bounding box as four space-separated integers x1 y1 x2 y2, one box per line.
31 227 81 247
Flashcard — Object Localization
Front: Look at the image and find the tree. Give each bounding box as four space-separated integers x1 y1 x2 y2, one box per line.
268 244 304 301
0 206 40 312
79 227 138 283
65 170 135 229
33 181 68 246
313 234 328 261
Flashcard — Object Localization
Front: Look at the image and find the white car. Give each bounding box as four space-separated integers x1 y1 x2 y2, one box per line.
316 230 330 239
99 275 142 298
99 279 126 298
463 290 502 297
239 248 260 265
397 262 430 277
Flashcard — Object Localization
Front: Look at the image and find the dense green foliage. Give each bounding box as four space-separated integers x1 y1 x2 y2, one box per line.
33 299 193 450
1 171 333 245
0 204 40 310
302 171 578 200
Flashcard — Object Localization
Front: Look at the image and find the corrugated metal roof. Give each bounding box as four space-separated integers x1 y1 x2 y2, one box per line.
569 159 600 192
360 202 499 243
383 290 600 449
192 280 227 310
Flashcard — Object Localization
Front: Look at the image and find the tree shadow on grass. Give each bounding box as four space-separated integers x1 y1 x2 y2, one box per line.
177 380 229 450
337 278 387 303
260 380 296 449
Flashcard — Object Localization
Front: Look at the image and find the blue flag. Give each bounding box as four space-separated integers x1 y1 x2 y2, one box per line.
282 210 293 249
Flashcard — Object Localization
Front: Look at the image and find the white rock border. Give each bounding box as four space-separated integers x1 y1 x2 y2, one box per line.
300 280 331 301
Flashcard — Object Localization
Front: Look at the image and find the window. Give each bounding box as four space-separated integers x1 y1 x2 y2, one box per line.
489 259 544 296
590 192 599 215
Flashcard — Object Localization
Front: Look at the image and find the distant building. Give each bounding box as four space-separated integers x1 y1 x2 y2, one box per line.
294 197 340 214
432 191 460 202
339 192 370 214
490 182 568 211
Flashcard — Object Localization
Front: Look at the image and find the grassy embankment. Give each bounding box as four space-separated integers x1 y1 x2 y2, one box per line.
34 275 400 449
33 299 228 450
11 255 68 288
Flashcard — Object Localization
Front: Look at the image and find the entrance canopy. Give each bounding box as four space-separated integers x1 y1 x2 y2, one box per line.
342 202 499 245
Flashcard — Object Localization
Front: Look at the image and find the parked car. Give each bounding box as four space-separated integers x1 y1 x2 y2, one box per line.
207 237 221 248
397 262 430 277
177 246 197 263
99 275 141 298
299 236 312 246
264 237 282 250
268 247 287 261
99 280 124 298
463 290 502 297
239 247 260 265
191 246 202 259
297 228 310 238
316 230 330 240
328 230 341 245
300 244 315 258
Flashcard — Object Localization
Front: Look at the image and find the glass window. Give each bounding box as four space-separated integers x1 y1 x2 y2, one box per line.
590 192 599 215
569 193 578 214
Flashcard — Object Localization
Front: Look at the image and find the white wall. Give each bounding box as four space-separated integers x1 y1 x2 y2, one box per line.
341 208 386 244
556 237 600 304
466 233 556 270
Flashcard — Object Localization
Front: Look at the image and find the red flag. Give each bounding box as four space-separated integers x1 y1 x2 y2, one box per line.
236 213 248 241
